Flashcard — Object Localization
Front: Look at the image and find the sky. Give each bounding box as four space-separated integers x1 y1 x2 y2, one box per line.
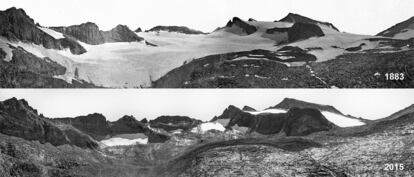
0 0 413 35
0 89 413 121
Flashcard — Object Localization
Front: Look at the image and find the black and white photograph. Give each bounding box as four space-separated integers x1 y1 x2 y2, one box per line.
0 0 413 177
0 0 413 88
0 89 413 176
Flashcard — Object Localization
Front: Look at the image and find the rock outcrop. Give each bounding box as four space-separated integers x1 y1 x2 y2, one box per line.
0 48 6 59
288 22 324 42
102 25 144 43
216 105 335 136
146 26 206 35
0 46 95 88
150 116 202 131
0 98 98 148
269 98 342 114
54 114 171 143
279 13 339 31
55 113 111 141
0 7 86 55
135 27 142 33
225 17 258 35
242 106 256 112
110 115 146 135
377 16 414 37
283 108 336 136
52 23 143 45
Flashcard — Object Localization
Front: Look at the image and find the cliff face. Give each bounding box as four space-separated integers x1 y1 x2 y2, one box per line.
51 23 143 45
288 22 325 42
0 98 98 149
216 105 335 136
225 17 258 35
0 7 86 55
0 46 95 88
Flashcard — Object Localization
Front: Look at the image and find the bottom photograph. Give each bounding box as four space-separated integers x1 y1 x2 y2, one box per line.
0 89 413 177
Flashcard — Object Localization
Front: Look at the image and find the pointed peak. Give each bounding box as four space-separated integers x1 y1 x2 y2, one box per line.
248 18 257 22
135 27 142 33
280 13 339 31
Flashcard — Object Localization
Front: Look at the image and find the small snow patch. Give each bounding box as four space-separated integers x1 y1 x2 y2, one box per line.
101 137 148 147
38 27 65 39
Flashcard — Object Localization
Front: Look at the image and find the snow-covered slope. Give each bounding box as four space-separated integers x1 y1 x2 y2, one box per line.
38 27 65 39
191 122 226 134
101 137 148 147
283 31 379 62
393 29 414 39
321 111 365 127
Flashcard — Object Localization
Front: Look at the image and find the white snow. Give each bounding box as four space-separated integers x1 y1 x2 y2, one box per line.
191 122 226 134
393 29 414 39
286 32 378 62
245 108 287 115
321 111 365 127
101 137 148 147
0 38 13 61
38 27 65 39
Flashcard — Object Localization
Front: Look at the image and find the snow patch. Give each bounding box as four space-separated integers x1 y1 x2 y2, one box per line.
101 137 148 147
192 122 226 134
321 111 365 127
393 29 414 40
245 108 287 115
38 27 65 39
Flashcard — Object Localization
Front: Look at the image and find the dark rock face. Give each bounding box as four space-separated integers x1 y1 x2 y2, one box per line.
288 22 325 42
102 25 144 43
265 27 290 34
248 18 257 22
0 47 6 59
52 23 143 45
55 113 111 141
280 13 339 31
140 118 148 124
150 116 201 131
54 114 171 143
0 46 95 88
51 22 104 45
145 129 170 143
242 106 256 112
270 98 342 114
135 27 142 33
0 7 86 55
225 17 258 35
110 115 146 135
0 98 98 148
222 106 287 134
10 46 66 76
218 105 335 136
377 16 414 37
283 108 335 136
146 26 206 34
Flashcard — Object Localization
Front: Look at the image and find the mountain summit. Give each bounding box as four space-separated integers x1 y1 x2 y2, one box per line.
279 13 339 31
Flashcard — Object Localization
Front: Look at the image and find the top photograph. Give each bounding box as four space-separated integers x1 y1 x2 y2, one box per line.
0 0 413 88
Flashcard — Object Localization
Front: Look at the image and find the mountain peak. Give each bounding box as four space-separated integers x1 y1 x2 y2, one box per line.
270 98 342 114
0 97 38 115
242 105 256 111
280 13 339 31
